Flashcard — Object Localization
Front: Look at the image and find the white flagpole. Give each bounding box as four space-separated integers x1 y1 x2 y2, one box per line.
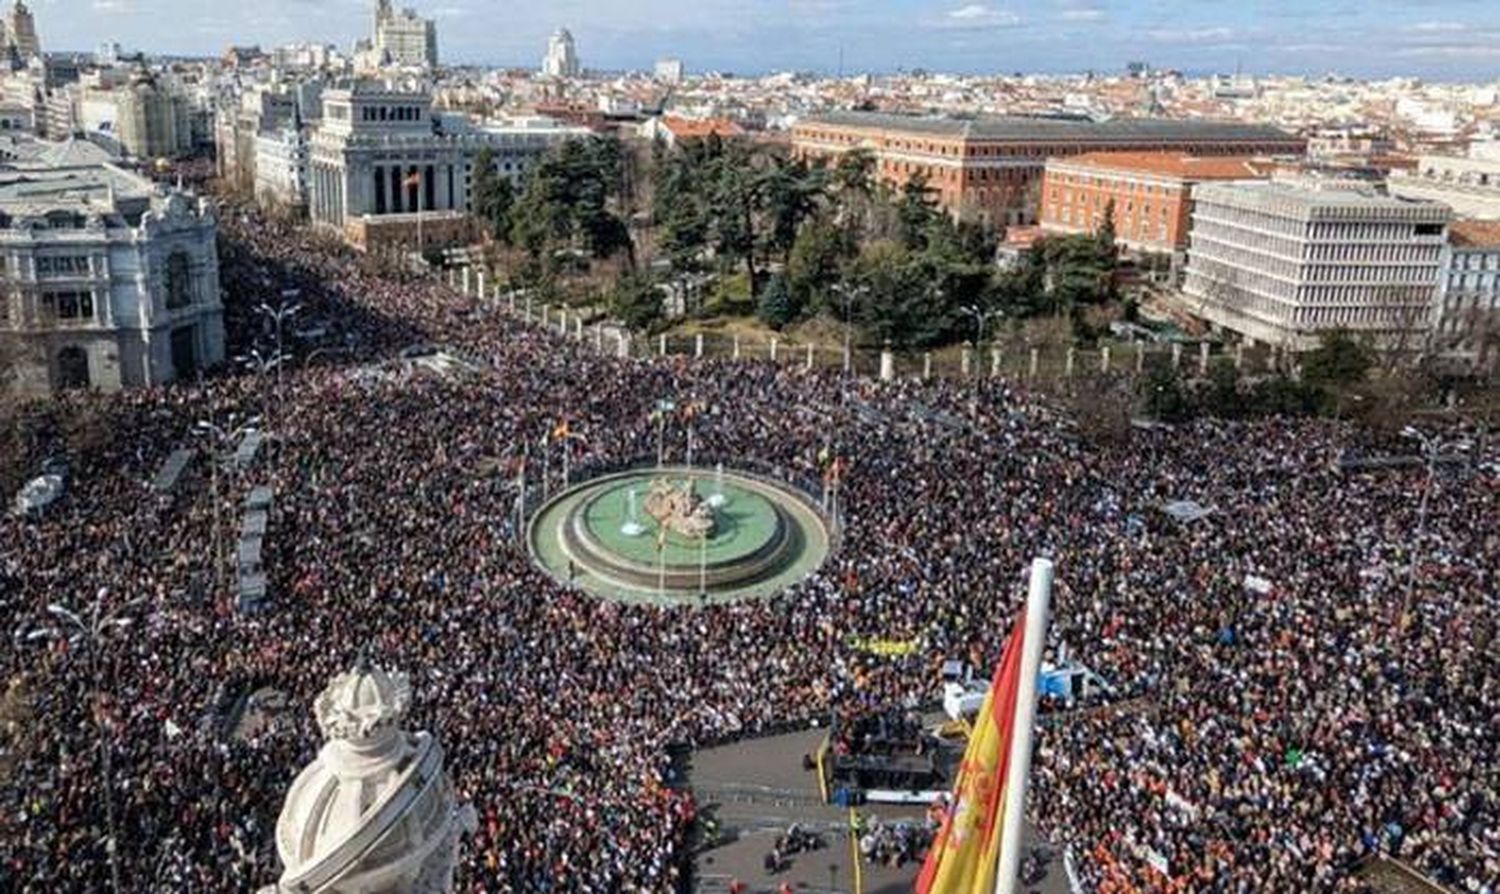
995 557 1053 894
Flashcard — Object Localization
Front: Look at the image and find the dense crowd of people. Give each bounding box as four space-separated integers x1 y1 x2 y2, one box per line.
1 205 1496 894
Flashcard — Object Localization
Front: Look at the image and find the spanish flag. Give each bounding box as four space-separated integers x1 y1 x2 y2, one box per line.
915 609 1027 894
552 420 571 442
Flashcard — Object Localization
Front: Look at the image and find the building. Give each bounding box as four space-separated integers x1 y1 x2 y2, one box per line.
639 114 743 149
654 57 684 85
792 111 1304 226
5 0 39 63
373 0 437 69
259 663 474 894
111 72 194 160
1182 177 1450 351
1388 153 1500 221
254 126 310 214
1040 152 1275 254
306 81 590 248
1432 220 1500 369
542 28 579 78
0 163 224 393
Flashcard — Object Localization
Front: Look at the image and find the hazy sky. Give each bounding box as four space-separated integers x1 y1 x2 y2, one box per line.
35 0 1500 79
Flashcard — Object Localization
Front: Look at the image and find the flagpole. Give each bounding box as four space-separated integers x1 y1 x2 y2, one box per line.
995 557 1053 894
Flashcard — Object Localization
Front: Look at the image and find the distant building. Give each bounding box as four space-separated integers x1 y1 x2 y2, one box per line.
1388 153 1500 221
640 115 743 149
1182 177 1450 350
5 0 39 64
654 57 684 85
1040 152 1275 254
306 81 589 249
542 28 579 78
254 126 310 214
373 0 437 69
0 164 224 393
792 111 1304 227
1432 220 1500 370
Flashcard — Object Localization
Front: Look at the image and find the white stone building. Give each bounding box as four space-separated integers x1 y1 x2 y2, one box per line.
1388 153 1500 221
1432 220 1500 370
307 81 589 244
542 28 579 78
262 663 474 894
254 126 310 213
373 0 437 69
655 57 684 85
1182 176 1451 350
0 164 224 392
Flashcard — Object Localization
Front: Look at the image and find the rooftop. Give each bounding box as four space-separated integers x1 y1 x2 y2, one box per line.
1195 178 1453 218
661 115 744 140
0 163 151 213
1056 151 1275 180
1449 219 1500 248
799 111 1300 144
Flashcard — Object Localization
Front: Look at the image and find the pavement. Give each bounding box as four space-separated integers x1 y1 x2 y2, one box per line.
685 724 1071 894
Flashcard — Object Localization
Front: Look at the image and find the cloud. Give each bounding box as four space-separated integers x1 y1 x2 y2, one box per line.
1145 26 1236 44
1411 20 1464 32
1060 8 1105 22
939 4 1021 28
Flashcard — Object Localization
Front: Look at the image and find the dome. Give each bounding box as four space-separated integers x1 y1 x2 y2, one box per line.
268 664 475 894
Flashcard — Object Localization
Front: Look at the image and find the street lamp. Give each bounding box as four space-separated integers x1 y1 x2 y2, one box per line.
35 588 144 894
194 414 262 602
831 283 868 374
1400 426 1441 622
257 296 302 429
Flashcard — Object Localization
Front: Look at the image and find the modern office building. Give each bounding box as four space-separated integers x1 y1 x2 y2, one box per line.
791 111 1304 226
542 28 579 78
373 0 437 69
306 81 590 249
1432 220 1500 369
1040 152 1275 254
1182 177 1450 350
0 163 224 392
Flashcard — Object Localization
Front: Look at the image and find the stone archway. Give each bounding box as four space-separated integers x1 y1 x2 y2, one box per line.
56 346 89 389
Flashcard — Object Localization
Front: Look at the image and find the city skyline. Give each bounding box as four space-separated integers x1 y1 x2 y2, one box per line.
47 0 1500 80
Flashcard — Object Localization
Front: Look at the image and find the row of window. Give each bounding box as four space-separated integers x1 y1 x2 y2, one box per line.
36 255 92 276
43 290 94 321
360 105 424 123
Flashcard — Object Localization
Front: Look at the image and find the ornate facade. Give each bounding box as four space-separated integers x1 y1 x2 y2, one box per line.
263 663 474 894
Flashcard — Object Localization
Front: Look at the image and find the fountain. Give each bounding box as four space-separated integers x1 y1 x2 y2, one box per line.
620 487 645 537
707 462 727 508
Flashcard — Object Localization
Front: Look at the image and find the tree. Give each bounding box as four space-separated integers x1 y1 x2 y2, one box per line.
756 273 800 330
470 148 515 244
1138 358 1194 423
896 174 939 251
786 214 850 315
610 272 663 332
1302 329 1374 389
706 142 762 296
758 156 827 265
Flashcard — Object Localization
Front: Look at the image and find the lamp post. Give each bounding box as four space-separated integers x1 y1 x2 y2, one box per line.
1400 426 1441 622
832 283 868 375
257 295 302 425
36 589 144 894
194 415 261 603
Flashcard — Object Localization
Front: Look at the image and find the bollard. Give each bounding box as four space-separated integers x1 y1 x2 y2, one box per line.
1101 345 1111 373
462 266 472 295
540 305 549 328
1171 342 1182 369
770 337 779 362
1135 342 1145 374
733 335 741 360
524 296 533 322
923 352 932 380
880 349 894 381
477 270 486 299
659 333 667 357
1065 347 1076 378
575 317 584 340
1198 342 1210 376
806 343 815 371
694 333 704 358
961 347 972 378
1029 347 1039 379
991 347 1001 378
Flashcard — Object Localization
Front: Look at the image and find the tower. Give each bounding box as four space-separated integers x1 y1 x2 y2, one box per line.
542 28 579 78
262 662 475 894
6 0 37 63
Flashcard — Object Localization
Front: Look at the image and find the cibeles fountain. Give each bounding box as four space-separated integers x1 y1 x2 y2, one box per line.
528 465 835 606
260 662 476 894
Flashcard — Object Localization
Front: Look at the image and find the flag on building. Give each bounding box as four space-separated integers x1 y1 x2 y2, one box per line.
915 609 1028 894
403 171 422 188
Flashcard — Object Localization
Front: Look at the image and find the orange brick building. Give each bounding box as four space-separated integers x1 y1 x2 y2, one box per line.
791 111 1303 227
1040 152 1276 253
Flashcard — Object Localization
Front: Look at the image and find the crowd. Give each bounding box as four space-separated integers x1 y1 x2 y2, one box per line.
1 205 1496 894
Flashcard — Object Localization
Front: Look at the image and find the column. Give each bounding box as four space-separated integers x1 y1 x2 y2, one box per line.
1029 347 1039 379
991 347 1001 377
390 165 403 214
880 349 894 381
1065 346 1075 377
1198 341 1210 376
1100 345 1111 373
961 347 972 377
923 352 932 379
694 333 704 358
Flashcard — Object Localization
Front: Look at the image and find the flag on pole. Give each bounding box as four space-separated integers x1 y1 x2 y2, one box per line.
403 171 422 188
915 609 1028 894
552 419 571 442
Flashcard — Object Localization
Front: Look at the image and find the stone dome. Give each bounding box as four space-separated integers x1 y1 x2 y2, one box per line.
268 664 475 894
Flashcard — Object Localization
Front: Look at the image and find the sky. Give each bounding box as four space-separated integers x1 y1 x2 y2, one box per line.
33 0 1500 80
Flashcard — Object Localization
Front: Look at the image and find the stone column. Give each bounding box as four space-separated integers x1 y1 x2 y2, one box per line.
1234 342 1245 370
524 295 533 322
1100 345 1111 373
575 317 583 340
694 333 704 358
617 332 630 358
1198 342 1210 376
477 270 486 300
1171 342 1182 369
1135 343 1145 374
540 305 549 328
923 352 932 379
805 343 815 371
732 335 741 360
991 347 1001 378
770 337 779 362
1065 347 1076 378
658 333 667 356
1029 347 1039 379
961 347 972 377
594 325 603 351
461 266 471 296
508 291 517 313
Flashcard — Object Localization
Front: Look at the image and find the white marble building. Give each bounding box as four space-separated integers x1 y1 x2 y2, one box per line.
1183 176 1450 350
0 163 223 393
263 663 474 894
542 28 579 78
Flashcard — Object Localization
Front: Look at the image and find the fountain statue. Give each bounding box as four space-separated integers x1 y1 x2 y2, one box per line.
644 478 717 539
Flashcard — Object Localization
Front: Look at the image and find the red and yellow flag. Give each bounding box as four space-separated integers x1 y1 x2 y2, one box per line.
915 609 1027 894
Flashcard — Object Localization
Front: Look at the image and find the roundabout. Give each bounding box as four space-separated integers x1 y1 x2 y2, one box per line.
527 465 834 606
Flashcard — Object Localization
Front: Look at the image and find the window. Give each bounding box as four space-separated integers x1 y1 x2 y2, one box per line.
165 251 193 310
36 255 88 277
44 290 94 321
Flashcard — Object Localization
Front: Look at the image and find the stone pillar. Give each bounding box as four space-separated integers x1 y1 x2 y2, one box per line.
805 343 815 371
477 271 486 300
658 333 667 357
923 352 932 380
1171 342 1182 369
1135 343 1145 374
1268 346 1279 373
1100 345 1111 373
1065 347 1076 378
732 335 741 360
575 317 584 340
961 347 972 377
880 349 894 381
1029 347 1039 379
594 325 604 351
461 266 471 296
991 347 1001 378
617 332 630 359
694 333 704 358
842 343 851 374
524 295 533 322
1234 342 1245 371
770 337 779 362
1198 342 1210 376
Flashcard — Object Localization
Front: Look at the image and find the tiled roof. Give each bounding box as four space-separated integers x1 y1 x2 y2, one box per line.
662 116 744 139
1449 219 1500 248
1055 152 1275 180
799 111 1300 144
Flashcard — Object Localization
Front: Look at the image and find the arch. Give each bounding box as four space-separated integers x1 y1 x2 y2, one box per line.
165 250 193 310
56 346 89 389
